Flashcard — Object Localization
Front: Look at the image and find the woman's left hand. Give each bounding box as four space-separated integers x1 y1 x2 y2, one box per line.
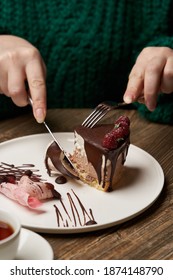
123 46 173 111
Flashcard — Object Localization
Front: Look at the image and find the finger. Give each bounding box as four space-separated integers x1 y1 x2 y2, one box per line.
0 85 9 96
160 57 173 93
144 57 165 111
123 64 144 103
0 71 9 96
26 59 47 123
137 92 145 103
8 66 28 106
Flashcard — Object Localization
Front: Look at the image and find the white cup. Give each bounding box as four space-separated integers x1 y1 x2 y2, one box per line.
0 209 21 260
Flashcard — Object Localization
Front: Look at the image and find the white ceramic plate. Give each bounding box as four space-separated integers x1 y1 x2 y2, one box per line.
0 133 164 233
15 228 54 260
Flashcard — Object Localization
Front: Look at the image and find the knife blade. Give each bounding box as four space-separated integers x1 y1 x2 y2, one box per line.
28 97 76 173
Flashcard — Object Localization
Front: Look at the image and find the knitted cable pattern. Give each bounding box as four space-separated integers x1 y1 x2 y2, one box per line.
0 0 173 123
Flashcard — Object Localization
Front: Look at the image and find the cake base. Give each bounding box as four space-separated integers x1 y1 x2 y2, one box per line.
70 152 124 192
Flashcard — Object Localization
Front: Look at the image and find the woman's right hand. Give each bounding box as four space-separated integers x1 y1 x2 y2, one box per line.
0 35 47 123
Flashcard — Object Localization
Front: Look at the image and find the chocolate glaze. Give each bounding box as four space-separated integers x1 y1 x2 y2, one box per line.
75 124 130 190
45 142 78 179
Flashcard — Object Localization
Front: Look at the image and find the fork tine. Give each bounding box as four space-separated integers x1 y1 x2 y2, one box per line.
82 101 127 128
86 107 110 128
82 104 110 128
82 104 104 127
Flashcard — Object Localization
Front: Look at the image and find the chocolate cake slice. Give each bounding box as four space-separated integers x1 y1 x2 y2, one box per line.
45 115 130 192
69 116 130 191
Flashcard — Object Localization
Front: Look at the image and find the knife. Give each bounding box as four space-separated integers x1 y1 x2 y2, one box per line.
28 97 76 173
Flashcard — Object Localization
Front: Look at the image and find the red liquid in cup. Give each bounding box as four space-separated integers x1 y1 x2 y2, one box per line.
0 221 14 241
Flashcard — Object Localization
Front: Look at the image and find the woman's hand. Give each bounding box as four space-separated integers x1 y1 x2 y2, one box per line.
123 47 173 111
0 35 46 122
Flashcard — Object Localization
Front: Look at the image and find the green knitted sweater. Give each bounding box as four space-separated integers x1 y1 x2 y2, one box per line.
0 0 173 124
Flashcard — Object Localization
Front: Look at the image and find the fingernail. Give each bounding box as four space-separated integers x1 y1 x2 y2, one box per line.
35 108 45 123
146 101 156 112
123 95 133 104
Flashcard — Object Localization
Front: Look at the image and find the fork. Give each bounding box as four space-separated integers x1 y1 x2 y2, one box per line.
82 101 127 128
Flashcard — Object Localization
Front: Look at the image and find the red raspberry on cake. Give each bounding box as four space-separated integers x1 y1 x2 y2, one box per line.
115 115 130 126
102 131 119 149
102 115 130 150
116 123 130 137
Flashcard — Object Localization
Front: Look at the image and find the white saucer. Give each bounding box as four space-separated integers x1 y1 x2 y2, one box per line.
15 228 54 260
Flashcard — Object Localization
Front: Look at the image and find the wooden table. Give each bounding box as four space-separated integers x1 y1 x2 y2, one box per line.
0 108 173 260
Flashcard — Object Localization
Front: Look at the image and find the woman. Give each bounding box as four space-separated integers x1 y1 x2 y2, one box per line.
0 0 173 124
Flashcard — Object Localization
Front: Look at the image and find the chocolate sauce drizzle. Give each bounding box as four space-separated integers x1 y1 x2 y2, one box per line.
0 162 43 182
54 189 97 227
0 162 97 227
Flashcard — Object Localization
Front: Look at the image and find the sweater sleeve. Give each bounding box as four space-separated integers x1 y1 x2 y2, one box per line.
147 36 173 48
0 26 11 34
134 94 173 125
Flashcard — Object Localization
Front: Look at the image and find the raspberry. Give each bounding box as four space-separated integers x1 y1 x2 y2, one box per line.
102 131 118 149
115 115 130 126
6 175 16 184
112 127 125 139
114 115 130 137
102 115 130 150
118 123 130 136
